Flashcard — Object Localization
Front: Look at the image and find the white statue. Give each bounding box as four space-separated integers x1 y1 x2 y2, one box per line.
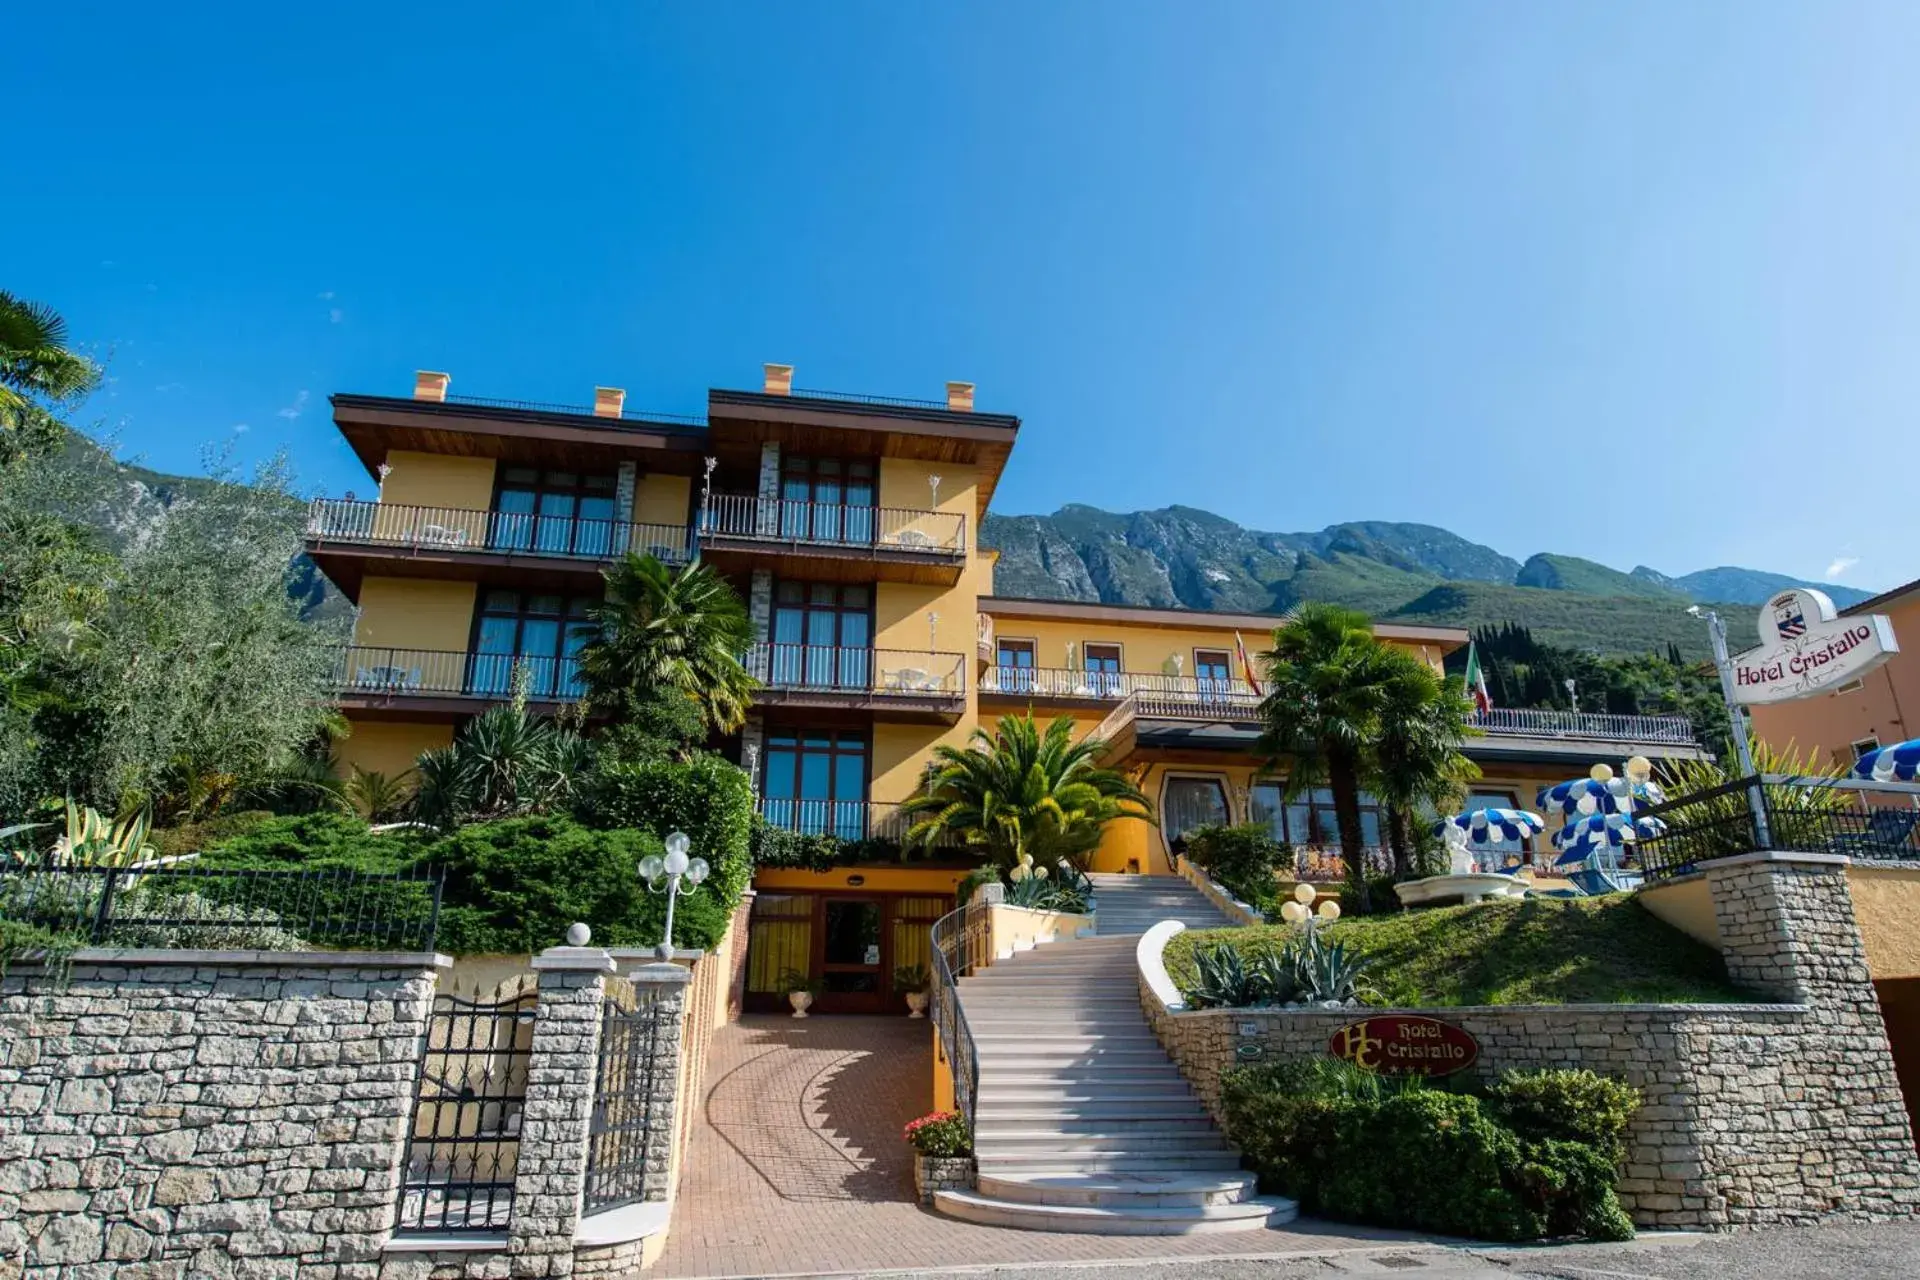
1444 823 1476 875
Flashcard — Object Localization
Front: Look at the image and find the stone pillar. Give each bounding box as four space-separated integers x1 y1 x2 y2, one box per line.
748 569 774 644
511 945 614 1277
1704 852 1867 1004
614 461 638 550
754 442 781 535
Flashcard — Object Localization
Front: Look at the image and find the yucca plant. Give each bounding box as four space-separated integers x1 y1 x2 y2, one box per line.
410 704 588 831
345 767 416 823
1657 737 1854 861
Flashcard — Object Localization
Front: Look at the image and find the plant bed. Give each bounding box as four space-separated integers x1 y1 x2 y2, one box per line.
1166 895 1747 1007
905 1110 973 1203
913 1155 975 1205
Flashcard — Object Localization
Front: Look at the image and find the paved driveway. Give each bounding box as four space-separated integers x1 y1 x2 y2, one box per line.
650 1014 1421 1279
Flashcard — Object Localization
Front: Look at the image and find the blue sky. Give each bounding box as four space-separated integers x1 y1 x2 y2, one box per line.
9 2 1919 590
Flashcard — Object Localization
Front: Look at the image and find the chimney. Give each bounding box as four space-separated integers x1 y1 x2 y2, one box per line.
763 363 794 396
946 381 975 413
594 387 626 418
414 371 450 402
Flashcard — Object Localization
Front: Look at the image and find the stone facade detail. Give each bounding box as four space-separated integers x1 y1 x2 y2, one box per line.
747 571 773 646
0 950 443 1280
754 443 781 535
913 1156 974 1205
1142 852 1920 1230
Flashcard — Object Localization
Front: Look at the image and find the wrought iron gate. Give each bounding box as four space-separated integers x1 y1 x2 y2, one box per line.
583 977 670 1214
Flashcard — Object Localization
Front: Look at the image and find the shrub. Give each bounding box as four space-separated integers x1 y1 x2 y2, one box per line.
103 887 308 951
192 811 421 873
1488 1068 1641 1162
903 1111 971 1157
579 754 753 909
1176 930 1368 1008
1221 1060 1636 1242
1183 823 1284 911
430 816 667 954
748 818 911 871
150 809 276 859
1339 873 1399 917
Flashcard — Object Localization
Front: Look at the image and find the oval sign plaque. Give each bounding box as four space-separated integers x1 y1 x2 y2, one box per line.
1329 1015 1478 1076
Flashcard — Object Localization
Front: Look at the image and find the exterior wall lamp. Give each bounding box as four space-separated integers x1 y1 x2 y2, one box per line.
639 830 709 961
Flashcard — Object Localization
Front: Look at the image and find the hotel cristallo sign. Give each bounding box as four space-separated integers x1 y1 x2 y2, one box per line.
1731 588 1898 705
1329 1015 1479 1076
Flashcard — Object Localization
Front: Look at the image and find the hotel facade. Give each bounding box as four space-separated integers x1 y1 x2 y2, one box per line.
309 367 1708 1012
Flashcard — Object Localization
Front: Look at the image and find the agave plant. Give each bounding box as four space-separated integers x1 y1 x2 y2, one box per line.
1291 926 1370 1005
1248 949 1299 1006
410 704 589 830
1185 942 1262 1009
18 800 160 869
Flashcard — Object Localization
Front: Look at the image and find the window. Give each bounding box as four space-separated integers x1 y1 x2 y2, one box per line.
1249 781 1383 849
491 467 620 557
471 590 598 698
1084 643 1123 697
1162 775 1230 849
769 582 872 687
1853 737 1882 761
996 638 1037 693
780 456 876 544
762 731 869 839
1194 648 1232 696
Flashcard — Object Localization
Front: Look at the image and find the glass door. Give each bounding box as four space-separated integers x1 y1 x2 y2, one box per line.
997 639 1036 693
817 897 885 1013
1194 649 1232 699
1085 643 1123 697
770 582 871 689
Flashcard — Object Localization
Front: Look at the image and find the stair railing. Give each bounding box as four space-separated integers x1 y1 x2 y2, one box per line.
929 899 991 1129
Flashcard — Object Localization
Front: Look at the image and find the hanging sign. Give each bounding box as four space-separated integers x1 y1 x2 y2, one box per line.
1329 1015 1479 1076
1730 589 1898 705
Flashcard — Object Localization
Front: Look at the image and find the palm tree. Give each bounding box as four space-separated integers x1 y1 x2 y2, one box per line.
1255 603 1398 909
1370 649 1480 877
1 291 100 464
903 713 1151 869
576 554 757 758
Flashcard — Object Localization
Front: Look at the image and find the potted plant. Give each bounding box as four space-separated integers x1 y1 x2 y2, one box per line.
779 968 821 1018
894 964 931 1017
903 1110 974 1203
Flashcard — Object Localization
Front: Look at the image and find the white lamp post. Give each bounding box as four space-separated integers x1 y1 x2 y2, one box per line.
639 830 710 961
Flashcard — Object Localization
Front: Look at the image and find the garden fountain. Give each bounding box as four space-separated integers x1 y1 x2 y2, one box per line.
1393 807 1546 908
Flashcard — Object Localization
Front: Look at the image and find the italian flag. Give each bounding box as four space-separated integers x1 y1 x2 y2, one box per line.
1464 640 1492 713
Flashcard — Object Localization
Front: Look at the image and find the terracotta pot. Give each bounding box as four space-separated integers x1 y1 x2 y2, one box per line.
905 991 930 1018
788 991 813 1018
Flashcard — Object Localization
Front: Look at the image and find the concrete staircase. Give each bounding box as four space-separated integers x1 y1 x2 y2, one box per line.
933 876 1295 1234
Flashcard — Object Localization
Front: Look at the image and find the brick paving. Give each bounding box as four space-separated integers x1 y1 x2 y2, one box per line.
650 1014 1424 1278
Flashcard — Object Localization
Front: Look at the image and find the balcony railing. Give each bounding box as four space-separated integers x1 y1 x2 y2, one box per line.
306 499 692 564
700 495 965 556
756 798 943 845
982 666 1256 704
329 647 586 701
1467 707 1696 745
745 644 966 698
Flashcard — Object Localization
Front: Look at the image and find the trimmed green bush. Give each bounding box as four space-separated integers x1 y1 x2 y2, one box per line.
1221 1060 1636 1242
429 816 672 954
579 754 753 905
748 817 911 871
1182 823 1283 913
191 811 423 872
150 810 278 859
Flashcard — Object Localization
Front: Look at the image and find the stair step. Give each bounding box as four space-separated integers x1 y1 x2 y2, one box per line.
977 1105 1211 1124
977 1171 1259 1209
978 1088 1196 1104
977 1131 1230 1152
933 1188 1293 1235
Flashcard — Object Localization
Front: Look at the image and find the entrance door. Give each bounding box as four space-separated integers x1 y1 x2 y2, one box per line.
816 897 886 1014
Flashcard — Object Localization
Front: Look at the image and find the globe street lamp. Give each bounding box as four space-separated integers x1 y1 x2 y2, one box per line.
639 831 709 962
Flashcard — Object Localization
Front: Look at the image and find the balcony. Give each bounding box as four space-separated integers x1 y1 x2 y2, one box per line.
755 798 966 853
746 644 966 722
305 498 691 596
327 647 587 718
983 666 1259 710
698 495 967 585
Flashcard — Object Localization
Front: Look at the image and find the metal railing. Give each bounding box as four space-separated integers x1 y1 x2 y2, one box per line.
790 387 955 411
745 644 966 698
755 797 963 848
395 976 535 1233
700 495 966 556
1637 774 1920 882
1468 707 1696 745
330 647 587 702
981 667 1256 704
583 976 671 1215
930 901 990 1128
1293 845 1396 882
0 863 444 951
306 498 693 564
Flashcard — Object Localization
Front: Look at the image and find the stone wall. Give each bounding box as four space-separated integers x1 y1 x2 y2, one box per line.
0 949 443 1280
1141 852 1920 1230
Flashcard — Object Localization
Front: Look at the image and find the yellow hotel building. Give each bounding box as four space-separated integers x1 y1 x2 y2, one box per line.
308 367 1708 1012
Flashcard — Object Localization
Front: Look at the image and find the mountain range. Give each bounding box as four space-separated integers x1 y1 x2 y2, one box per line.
980 505 1872 659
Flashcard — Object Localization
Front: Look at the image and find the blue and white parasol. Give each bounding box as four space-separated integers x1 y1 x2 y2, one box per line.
1551 813 1667 865
1536 775 1664 817
1436 807 1546 847
1851 738 1920 783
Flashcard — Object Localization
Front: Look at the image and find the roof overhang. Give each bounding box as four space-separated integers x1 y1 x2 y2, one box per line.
329 394 709 480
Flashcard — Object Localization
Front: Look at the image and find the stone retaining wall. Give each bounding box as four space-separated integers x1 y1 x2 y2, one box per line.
0 949 443 1280
1142 852 1920 1230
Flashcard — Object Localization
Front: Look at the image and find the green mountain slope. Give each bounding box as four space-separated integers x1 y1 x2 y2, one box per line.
1383 584 1753 660
1515 553 1686 600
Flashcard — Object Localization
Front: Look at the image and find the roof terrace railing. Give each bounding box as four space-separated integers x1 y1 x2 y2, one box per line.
306 498 692 564
701 495 965 556
1468 707 1696 745
441 392 707 427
